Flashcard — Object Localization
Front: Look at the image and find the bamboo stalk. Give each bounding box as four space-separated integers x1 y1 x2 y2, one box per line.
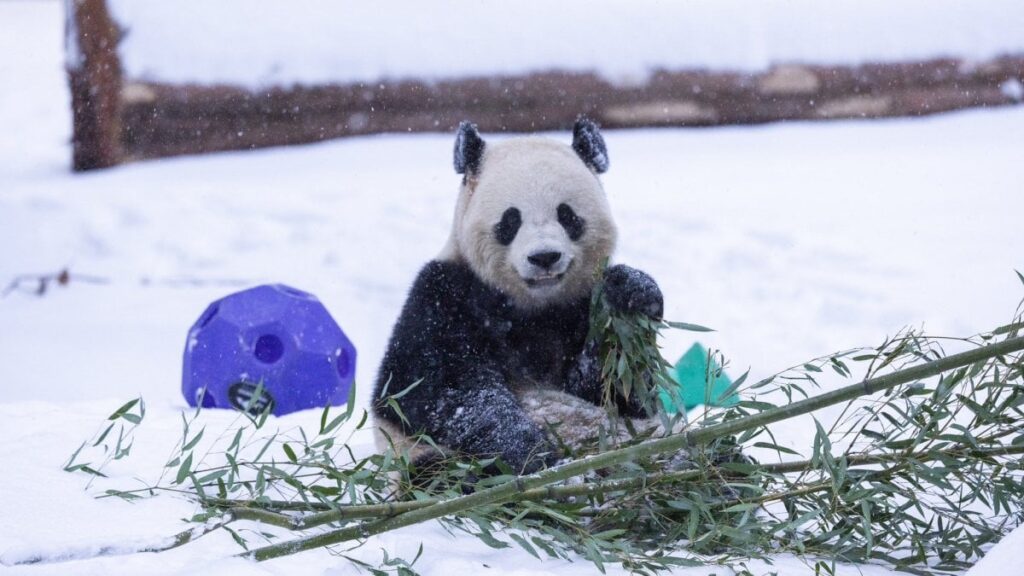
11 441 1019 567
240 336 1024 561
232 443 1024 532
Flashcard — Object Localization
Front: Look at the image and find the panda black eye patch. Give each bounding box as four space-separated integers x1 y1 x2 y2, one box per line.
557 203 586 241
494 207 522 246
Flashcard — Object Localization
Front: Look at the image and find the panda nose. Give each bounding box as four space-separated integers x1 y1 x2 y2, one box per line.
528 251 562 270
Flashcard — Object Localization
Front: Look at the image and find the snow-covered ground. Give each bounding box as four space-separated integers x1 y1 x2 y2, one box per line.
108 0 1024 87
2 2 1023 575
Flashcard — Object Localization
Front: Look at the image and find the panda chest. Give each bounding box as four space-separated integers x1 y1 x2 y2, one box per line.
484 315 584 390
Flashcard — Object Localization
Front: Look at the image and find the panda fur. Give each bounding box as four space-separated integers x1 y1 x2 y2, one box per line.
373 118 665 476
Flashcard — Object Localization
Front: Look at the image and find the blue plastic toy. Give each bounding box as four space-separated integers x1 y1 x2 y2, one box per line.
182 284 356 416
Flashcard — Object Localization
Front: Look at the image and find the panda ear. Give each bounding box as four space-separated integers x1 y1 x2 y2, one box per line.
572 117 609 174
454 121 486 175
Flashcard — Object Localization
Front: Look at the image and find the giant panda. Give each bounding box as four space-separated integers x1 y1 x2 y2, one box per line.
372 118 665 477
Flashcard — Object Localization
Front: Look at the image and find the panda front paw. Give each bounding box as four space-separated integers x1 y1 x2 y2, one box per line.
506 427 560 475
603 264 664 320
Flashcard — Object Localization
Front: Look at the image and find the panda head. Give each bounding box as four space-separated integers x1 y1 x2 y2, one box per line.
442 118 617 311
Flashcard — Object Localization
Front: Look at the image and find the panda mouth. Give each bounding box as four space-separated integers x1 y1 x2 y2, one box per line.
524 273 565 288
523 261 572 289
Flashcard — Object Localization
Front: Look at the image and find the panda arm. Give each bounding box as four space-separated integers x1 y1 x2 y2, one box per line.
565 339 650 418
374 261 558 473
436 369 558 473
562 264 664 418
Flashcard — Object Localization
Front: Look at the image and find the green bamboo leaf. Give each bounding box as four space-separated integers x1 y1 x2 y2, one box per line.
530 536 558 559
121 411 143 425
716 369 750 403
320 411 348 436
253 433 278 463
223 526 248 550
723 502 759 513
665 320 714 332
103 489 142 501
92 422 116 447
751 441 801 456
466 514 508 549
175 452 193 485
196 469 227 484
63 441 87 472
182 428 204 452
390 378 422 401
509 533 539 559
226 428 243 453
666 500 694 511
686 510 699 541
319 404 331 434
255 466 266 495
108 398 140 421
283 443 297 463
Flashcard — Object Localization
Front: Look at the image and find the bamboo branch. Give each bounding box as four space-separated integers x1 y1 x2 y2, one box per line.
11 439 1019 568
238 336 1024 561
221 443 1024 533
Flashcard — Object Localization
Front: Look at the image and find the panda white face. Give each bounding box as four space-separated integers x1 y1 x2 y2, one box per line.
445 132 618 310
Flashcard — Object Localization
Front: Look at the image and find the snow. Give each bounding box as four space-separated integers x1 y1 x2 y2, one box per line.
2 2 1023 575
1002 78 1024 101
965 524 1024 576
106 0 1024 88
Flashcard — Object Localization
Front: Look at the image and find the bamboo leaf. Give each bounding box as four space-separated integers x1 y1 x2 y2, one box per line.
108 398 140 421
752 441 801 456
175 453 193 485
665 321 714 332
283 443 298 464
182 428 204 452
509 532 539 559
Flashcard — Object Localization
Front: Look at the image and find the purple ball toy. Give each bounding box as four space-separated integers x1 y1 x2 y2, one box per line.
182 284 356 416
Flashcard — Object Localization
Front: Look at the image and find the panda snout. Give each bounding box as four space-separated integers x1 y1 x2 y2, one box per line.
527 251 562 270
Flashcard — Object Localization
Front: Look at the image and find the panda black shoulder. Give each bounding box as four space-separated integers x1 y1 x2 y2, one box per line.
373 259 502 407
399 260 504 314
407 260 476 302
375 262 457 415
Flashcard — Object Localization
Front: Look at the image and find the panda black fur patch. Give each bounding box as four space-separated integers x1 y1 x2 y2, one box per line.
557 203 586 241
454 121 486 176
571 117 609 174
494 207 522 246
373 260 658 474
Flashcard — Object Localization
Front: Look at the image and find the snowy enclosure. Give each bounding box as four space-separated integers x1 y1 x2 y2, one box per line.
66 0 1024 169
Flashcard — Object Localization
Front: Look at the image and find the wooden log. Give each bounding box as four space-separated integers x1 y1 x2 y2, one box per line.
66 0 123 171
117 55 1024 163
62 2 1024 168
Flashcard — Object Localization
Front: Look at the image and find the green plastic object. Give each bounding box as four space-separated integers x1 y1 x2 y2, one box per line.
660 343 738 413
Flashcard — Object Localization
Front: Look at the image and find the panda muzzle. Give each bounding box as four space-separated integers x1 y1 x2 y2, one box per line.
523 259 573 288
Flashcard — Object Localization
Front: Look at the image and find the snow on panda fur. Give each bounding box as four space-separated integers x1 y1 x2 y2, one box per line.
372 118 665 475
